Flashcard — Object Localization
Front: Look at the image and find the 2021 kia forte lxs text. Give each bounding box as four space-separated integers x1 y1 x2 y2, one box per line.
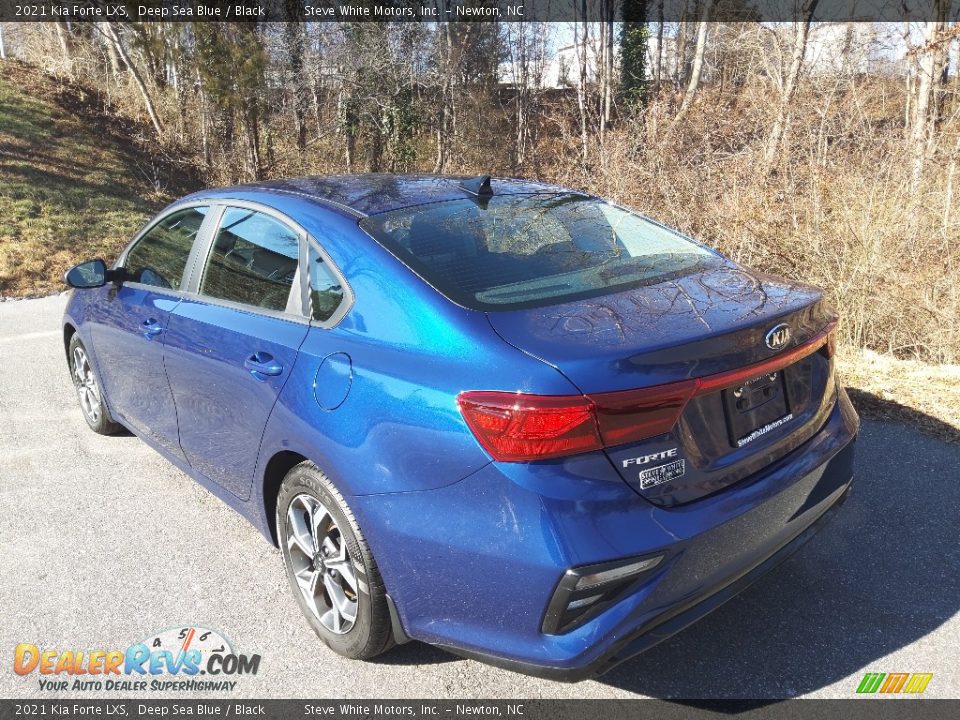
62 174 858 679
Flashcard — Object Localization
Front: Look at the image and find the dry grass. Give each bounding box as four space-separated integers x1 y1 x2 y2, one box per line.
0 62 198 297
839 348 960 444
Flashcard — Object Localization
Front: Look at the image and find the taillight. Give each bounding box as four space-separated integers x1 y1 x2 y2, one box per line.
588 381 697 447
457 385 694 463
459 322 837 463
456 392 602 462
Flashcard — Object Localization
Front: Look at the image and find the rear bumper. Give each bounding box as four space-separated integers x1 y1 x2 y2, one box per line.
353 388 859 679
446 480 852 681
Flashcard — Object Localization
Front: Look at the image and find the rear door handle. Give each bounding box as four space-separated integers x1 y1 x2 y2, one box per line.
141 318 163 339
244 352 283 380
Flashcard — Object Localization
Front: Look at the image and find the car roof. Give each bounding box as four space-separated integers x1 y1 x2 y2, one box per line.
185 174 575 218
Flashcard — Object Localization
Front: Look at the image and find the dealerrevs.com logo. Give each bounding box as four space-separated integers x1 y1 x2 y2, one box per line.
13 626 261 692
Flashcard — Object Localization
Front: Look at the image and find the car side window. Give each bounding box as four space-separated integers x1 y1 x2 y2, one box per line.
200 207 300 313
308 245 345 323
125 206 208 290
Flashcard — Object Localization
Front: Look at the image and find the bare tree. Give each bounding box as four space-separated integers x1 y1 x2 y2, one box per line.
574 12 591 162
53 21 71 68
284 18 308 152
674 2 713 124
909 9 951 183
653 8 665 90
100 23 164 137
434 18 457 173
503 23 549 171
98 21 121 79
763 0 819 167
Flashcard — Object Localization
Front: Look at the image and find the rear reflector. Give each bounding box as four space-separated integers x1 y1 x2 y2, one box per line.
459 322 836 463
542 554 665 634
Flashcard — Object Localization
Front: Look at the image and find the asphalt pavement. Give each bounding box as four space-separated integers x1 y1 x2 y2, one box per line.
1 294 958 699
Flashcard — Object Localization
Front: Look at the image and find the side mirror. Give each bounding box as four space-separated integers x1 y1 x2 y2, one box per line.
64 259 108 289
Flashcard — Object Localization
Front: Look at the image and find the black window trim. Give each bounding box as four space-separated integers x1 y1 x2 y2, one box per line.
305 236 353 329
115 199 353 328
115 201 217 299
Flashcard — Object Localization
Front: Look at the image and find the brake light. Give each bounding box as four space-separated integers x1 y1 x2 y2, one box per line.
459 322 837 463
456 392 602 462
457 384 694 463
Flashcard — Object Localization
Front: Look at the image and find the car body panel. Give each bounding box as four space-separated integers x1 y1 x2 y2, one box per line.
85 284 186 461
163 298 309 499
352 390 858 675
484 262 829 392
213 174 572 217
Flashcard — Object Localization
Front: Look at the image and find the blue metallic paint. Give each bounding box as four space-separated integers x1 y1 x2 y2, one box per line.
63 175 858 679
163 298 309 499
84 284 186 462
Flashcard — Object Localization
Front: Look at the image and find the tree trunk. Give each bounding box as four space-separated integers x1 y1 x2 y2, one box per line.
575 7 590 163
910 20 940 184
53 21 72 74
763 0 818 167
910 7 950 190
285 18 308 152
944 133 960 232
674 1 712 121
434 20 455 173
0 24 6 60
674 7 690 85
197 71 211 170
103 23 164 137
654 11 664 90
245 109 263 180
97 22 121 78
604 14 614 128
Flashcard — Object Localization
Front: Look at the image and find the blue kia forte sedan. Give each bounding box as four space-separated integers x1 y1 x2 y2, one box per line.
62 174 858 680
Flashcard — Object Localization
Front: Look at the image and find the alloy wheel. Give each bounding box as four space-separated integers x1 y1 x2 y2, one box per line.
285 493 360 635
72 346 101 424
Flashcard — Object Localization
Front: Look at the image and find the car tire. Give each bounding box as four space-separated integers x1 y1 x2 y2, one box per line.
68 334 123 436
277 461 395 660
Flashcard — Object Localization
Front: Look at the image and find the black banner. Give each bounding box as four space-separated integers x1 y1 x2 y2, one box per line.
2 700 960 720
0 0 957 23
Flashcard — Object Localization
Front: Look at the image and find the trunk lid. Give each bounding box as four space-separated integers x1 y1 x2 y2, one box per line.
486 262 838 506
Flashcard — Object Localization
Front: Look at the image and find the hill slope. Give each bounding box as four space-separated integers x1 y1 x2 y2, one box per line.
0 62 198 297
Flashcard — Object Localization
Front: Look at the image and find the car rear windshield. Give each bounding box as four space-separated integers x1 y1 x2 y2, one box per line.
360 194 718 311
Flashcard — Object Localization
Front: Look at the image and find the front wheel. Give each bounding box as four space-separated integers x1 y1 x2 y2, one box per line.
277 462 394 660
68 334 122 435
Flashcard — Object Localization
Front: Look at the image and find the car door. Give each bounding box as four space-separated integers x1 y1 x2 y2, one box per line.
162 204 310 500
89 204 214 461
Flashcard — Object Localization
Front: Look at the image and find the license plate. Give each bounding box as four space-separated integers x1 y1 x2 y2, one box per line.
722 370 792 447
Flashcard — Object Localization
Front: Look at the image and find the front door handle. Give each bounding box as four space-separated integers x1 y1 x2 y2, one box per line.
244 352 283 381
141 318 163 340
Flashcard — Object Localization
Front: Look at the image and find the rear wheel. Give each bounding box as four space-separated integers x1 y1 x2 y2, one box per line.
277 462 394 660
68 334 122 435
